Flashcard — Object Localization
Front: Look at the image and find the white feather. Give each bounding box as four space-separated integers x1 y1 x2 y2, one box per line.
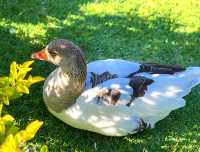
44 59 200 136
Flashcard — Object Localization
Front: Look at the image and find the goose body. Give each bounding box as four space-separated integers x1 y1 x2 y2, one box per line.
32 39 200 136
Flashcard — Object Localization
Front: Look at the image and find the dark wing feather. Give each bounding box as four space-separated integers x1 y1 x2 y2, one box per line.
90 72 118 88
128 63 185 77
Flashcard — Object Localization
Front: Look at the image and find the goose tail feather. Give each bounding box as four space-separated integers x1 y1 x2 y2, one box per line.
186 67 200 86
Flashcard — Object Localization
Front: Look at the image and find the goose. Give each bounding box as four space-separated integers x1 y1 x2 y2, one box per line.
31 39 200 136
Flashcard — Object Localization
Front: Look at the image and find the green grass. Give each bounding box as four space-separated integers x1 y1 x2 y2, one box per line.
0 0 200 151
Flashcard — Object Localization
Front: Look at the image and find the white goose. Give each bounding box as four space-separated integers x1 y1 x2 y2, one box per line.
32 39 200 136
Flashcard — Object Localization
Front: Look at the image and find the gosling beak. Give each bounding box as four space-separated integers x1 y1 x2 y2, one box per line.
31 48 48 61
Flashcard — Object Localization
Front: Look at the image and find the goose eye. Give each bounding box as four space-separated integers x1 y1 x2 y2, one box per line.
49 51 58 57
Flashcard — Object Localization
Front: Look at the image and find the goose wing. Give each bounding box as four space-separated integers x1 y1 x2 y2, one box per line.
76 68 200 135
86 59 185 89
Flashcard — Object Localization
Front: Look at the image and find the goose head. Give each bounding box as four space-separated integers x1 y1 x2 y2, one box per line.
31 39 87 112
32 39 86 73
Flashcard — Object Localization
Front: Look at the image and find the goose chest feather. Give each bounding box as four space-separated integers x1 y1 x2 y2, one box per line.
32 39 200 136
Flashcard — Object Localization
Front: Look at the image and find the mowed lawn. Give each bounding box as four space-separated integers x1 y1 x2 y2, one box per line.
0 0 200 151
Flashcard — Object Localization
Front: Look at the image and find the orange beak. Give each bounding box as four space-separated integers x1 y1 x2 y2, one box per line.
31 48 48 61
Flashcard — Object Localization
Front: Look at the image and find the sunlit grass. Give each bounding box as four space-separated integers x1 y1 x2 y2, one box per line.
81 0 200 32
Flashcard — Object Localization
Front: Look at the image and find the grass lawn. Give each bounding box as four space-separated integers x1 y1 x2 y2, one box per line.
0 0 200 151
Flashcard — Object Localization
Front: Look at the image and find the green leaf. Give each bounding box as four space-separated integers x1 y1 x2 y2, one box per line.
15 120 43 143
17 68 32 79
18 80 31 87
8 93 22 101
0 60 44 109
40 145 48 152
16 84 29 94
2 96 9 105
28 76 45 84
0 122 6 137
6 126 19 136
2 114 14 123
0 134 19 152
0 103 3 115
21 60 34 68
0 77 9 85
9 62 17 79
4 87 16 97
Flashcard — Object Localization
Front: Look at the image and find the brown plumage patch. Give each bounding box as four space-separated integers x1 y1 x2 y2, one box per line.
96 88 121 105
128 63 185 77
129 76 154 98
126 76 154 107
91 72 117 88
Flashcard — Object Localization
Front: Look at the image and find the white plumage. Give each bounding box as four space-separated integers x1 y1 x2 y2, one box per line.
45 59 200 136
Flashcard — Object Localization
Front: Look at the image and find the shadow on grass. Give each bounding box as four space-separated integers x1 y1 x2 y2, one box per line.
1 1 200 151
